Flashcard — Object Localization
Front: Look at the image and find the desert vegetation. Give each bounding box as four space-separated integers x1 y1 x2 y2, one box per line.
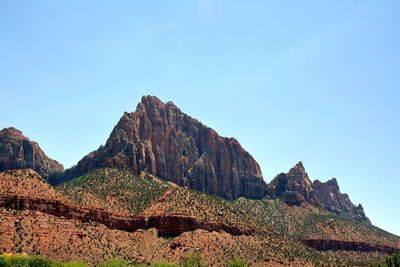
0 253 246 267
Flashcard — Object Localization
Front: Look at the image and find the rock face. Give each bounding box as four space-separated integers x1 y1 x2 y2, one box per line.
0 128 64 178
313 178 370 223
61 96 265 200
267 162 319 206
268 162 370 223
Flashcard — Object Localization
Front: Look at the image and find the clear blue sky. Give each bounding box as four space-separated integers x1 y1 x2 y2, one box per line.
1 1 399 235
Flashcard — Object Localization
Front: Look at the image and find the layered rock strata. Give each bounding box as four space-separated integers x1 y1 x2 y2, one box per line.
0 194 253 236
303 239 399 254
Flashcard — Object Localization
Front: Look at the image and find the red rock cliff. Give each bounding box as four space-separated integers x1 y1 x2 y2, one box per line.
0 128 64 178
313 178 370 223
61 96 266 200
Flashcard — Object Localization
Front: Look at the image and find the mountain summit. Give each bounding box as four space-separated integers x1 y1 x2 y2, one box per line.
0 127 64 178
268 161 319 206
62 96 266 199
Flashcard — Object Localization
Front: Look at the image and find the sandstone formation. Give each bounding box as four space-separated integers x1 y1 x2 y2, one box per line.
302 239 399 254
0 194 253 236
61 96 265 200
313 178 370 223
268 162 370 223
0 128 64 178
267 162 319 206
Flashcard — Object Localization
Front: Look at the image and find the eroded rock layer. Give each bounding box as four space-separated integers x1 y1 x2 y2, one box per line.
303 239 399 254
0 194 253 236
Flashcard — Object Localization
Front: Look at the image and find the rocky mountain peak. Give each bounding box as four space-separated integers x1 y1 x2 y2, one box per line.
293 161 305 172
0 128 64 178
62 96 266 200
313 178 370 223
0 127 26 140
268 162 318 206
287 161 313 186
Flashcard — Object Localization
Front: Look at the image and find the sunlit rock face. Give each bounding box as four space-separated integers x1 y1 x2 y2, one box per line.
62 96 266 200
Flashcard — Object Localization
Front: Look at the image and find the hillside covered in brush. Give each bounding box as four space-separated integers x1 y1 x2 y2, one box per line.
1 168 398 266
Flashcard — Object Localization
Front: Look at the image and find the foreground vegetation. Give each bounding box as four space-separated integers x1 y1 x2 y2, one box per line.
374 253 400 267
0 253 247 267
2 252 400 266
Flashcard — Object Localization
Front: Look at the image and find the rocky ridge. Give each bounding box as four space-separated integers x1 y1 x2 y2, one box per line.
268 162 369 223
61 96 266 200
0 127 64 178
313 178 370 223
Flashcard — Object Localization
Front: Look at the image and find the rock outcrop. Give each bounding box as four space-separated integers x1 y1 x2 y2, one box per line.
313 178 370 223
0 128 64 178
302 239 399 254
268 162 370 223
267 162 319 206
60 96 265 200
0 194 253 236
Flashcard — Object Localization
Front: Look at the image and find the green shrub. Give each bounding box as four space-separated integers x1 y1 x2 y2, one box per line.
152 263 179 267
29 257 52 267
227 259 246 267
0 255 52 267
54 261 89 267
138 263 178 267
385 253 400 267
98 258 128 267
374 253 400 267
180 253 205 267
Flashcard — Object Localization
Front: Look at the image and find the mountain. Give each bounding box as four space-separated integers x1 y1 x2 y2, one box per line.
268 162 370 223
60 96 265 200
0 127 64 178
267 162 319 206
313 178 370 223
